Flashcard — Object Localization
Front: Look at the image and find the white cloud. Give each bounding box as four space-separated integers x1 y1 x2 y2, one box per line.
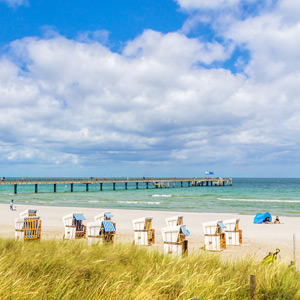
176 0 240 10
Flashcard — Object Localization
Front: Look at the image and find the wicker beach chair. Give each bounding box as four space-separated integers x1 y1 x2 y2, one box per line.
132 217 155 246
19 209 37 218
15 215 41 241
63 213 86 240
87 212 116 244
94 212 114 223
161 225 190 256
202 221 226 251
223 219 242 246
166 216 183 227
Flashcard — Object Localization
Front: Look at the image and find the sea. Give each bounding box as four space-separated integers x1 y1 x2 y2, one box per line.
0 178 300 217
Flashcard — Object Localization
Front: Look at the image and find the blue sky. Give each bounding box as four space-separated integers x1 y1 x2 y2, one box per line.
0 0 185 49
1 0 300 178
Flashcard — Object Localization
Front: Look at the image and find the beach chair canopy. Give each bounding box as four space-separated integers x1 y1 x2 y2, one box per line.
102 221 116 232
104 212 113 218
217 221 226 229
180 225 190 237
254 212 272 224
73 214 86 221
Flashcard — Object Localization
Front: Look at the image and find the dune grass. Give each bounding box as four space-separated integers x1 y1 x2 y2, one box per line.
0 239 299 300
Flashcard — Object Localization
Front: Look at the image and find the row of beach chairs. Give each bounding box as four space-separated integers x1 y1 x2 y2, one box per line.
14 210 242 255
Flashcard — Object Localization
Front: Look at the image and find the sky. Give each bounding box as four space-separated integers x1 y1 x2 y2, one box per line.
0 0 300 178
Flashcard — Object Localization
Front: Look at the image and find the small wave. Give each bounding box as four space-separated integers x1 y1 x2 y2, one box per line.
218 198 300 203
88 200 98 203
152 194 171 198
117 201 160 205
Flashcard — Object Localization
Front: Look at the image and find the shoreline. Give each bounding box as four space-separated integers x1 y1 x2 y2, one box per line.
1 203 298 263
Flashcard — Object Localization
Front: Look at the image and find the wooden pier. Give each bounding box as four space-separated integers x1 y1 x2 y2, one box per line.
0 177 232 194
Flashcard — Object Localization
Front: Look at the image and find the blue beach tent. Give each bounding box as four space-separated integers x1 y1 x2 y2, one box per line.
254 212 272 224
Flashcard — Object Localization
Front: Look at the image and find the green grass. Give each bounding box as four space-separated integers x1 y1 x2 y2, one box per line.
0 239 299 300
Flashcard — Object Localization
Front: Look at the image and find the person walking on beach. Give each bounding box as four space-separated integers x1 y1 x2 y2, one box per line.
10 199 15 211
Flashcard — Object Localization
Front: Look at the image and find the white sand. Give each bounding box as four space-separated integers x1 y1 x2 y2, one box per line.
1 203 299 263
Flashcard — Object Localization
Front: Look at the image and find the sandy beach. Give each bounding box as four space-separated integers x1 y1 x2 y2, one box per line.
1 203 298 264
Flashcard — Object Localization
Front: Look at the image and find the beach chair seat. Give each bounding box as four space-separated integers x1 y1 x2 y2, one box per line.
223 219 242 246
132 217 155 246
15 216 41 241
202 221 226 251
161 225 190 256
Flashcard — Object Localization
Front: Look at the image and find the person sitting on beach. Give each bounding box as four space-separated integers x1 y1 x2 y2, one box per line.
273 216 280 224
263 216 272 224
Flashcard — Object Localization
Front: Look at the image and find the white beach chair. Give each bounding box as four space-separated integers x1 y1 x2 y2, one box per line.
87 213 116 244
63 213 86 240
223 219 242 246
161 225 190 256
202 221 226 251
15 216 41 241
19 209 37 218
132 217 155 246
94 212 114 223
166 216 183 227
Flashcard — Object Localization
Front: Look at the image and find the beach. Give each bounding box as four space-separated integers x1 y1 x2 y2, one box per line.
1 203 298 264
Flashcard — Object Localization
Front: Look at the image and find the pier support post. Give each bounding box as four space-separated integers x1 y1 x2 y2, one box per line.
86 183 89 192
125 182 127 190
35 184 38 193
136 182 138 189
100 183 103 191
14 184 17 194
113 183 116 190
188 181 191 187
146 182 149 189
71 183 73 192
206 181 209 186
54 184 56 193
181 181 183 187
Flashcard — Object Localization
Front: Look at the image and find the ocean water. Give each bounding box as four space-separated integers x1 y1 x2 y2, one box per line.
0 178 300 217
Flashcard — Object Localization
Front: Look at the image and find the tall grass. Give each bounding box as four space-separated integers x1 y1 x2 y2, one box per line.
0 238 299 299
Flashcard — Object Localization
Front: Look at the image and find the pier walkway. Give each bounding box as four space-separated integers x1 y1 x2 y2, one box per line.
0 177 232 194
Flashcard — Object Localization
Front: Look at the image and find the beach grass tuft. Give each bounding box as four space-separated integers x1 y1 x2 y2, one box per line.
0 238 299 299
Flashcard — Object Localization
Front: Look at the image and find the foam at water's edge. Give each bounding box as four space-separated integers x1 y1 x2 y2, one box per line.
218 198 300 203
117 201 161 205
